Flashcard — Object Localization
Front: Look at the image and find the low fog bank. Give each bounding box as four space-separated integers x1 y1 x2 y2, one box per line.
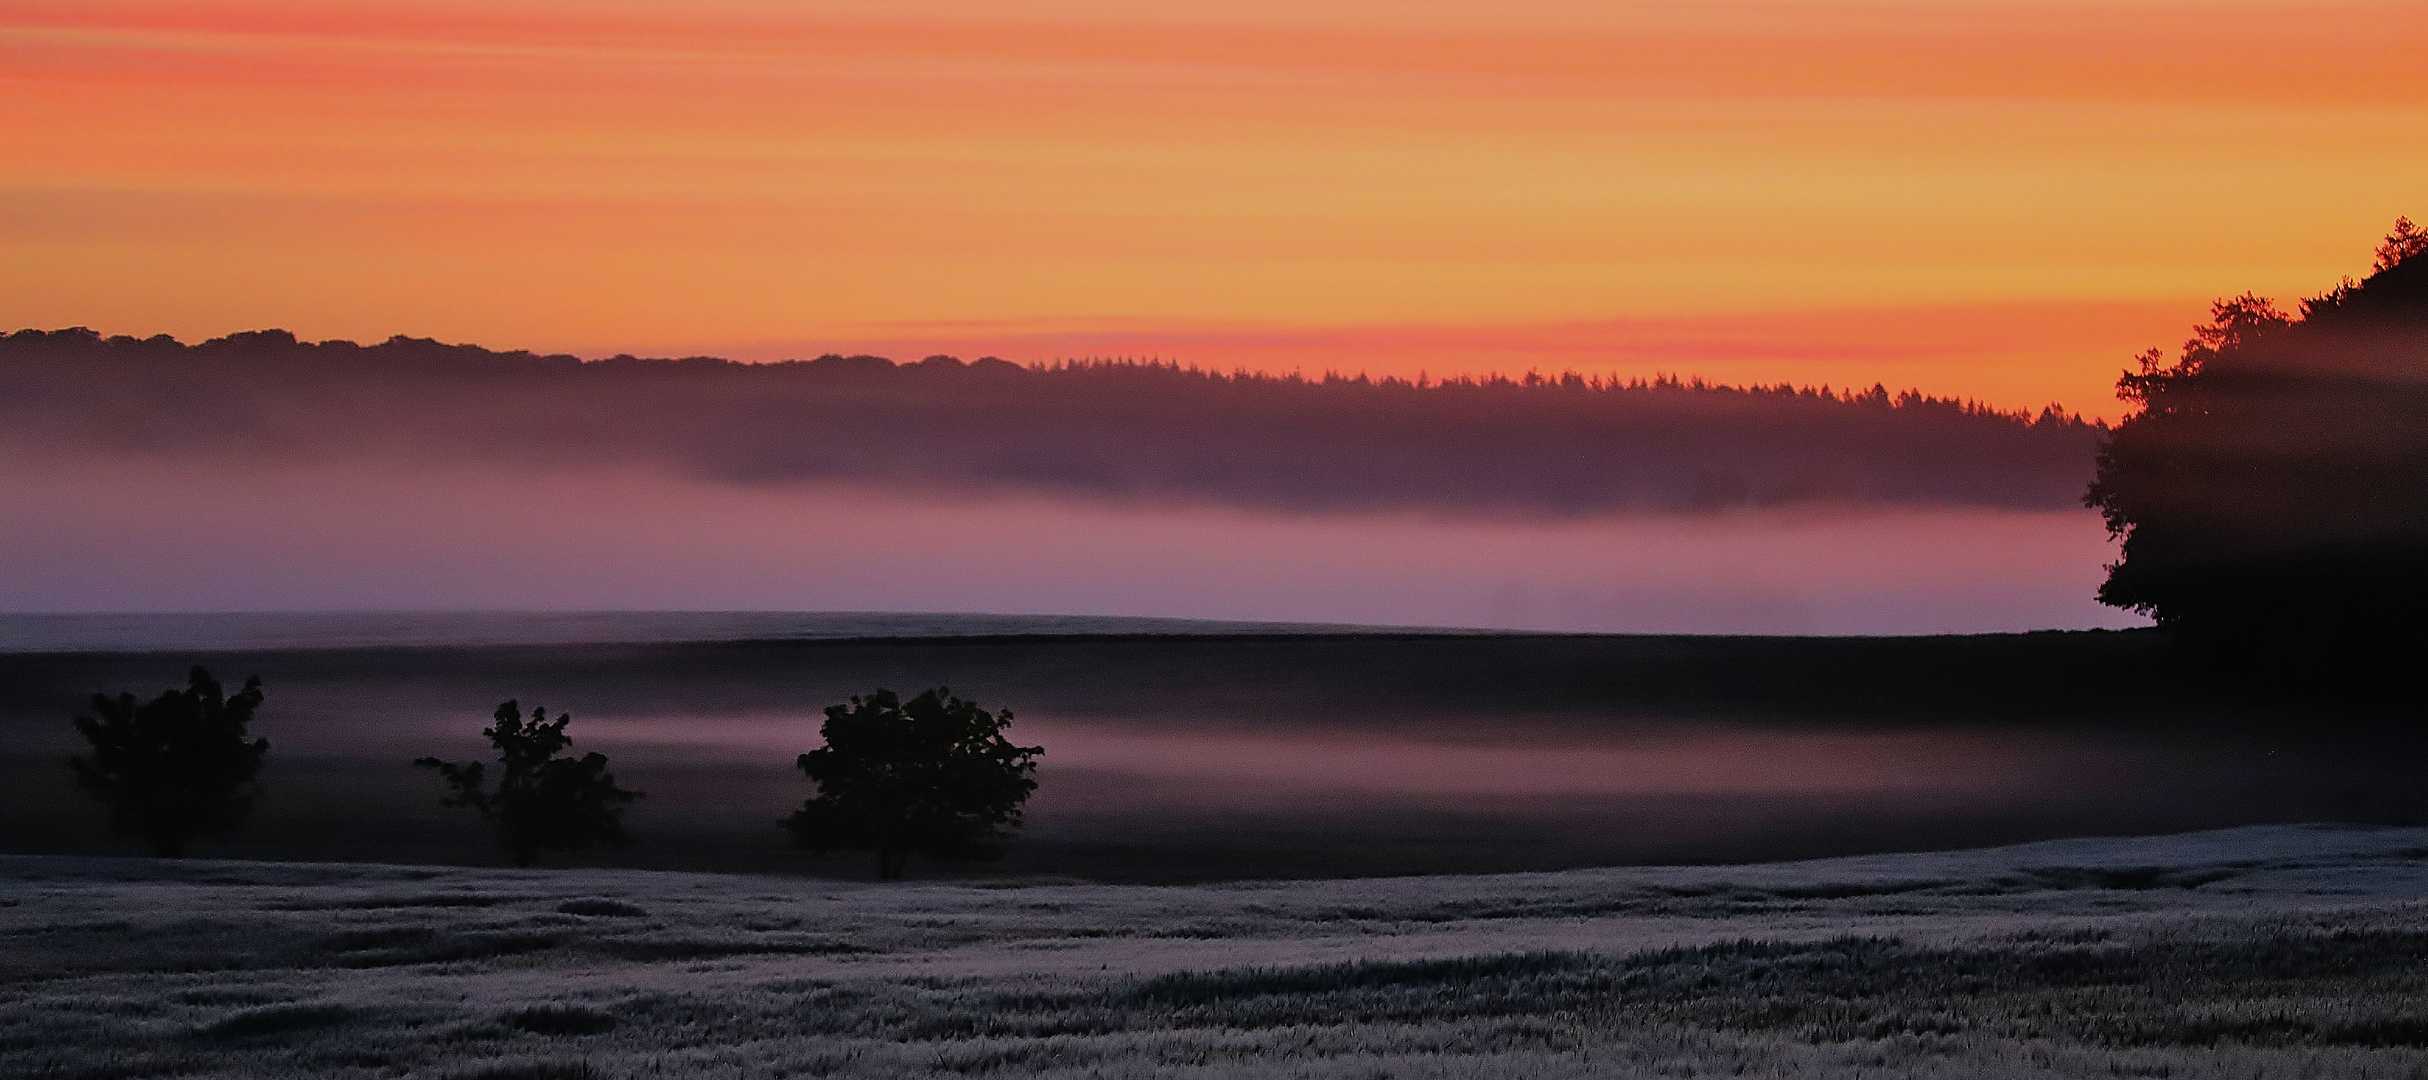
0 612 1435 656
4 631 2416 879
0 327 2103 517
0 455 2138 634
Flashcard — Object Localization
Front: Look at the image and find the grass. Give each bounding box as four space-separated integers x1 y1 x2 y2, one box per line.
193 1003 353 1041
503 1006 618 1037
4 824 2428 1077
554 898 647 917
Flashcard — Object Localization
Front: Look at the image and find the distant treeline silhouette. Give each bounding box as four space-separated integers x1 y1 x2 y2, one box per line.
0 328 2101 516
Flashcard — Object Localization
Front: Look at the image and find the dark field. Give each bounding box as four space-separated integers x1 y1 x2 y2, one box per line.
4 629 2421 881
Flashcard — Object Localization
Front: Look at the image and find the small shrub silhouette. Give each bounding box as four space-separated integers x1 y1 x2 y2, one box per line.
781 687 1041 881
417 701 641 867
69 666 269 857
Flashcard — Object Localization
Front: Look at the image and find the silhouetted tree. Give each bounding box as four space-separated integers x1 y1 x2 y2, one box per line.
2086 217 2428 672
69 667 269 857
417 701 642 866
782 688 1042 881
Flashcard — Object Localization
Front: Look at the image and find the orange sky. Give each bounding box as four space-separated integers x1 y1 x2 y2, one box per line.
5 0 2424 418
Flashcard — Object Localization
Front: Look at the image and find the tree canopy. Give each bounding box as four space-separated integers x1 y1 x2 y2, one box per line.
69 666 269 857
417 701 642 866
782 688 1042 881
2086 217 2428 670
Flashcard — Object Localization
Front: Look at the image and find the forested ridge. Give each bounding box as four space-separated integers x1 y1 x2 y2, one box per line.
0 328 2101 516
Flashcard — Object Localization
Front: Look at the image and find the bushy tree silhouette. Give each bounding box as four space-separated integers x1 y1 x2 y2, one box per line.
69 667 269 857
782 688 1041 881
2086 217 2428 672
417 701 642 866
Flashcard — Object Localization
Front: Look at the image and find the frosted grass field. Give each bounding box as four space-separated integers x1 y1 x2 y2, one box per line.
8 824 2428 1079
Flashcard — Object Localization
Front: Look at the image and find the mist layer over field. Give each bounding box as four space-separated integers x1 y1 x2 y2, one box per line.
0 327 2142 632
0 455 2134 634
6 630 2416 880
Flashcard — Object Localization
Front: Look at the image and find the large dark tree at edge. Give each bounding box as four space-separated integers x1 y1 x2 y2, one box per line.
2086 218 2428 679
